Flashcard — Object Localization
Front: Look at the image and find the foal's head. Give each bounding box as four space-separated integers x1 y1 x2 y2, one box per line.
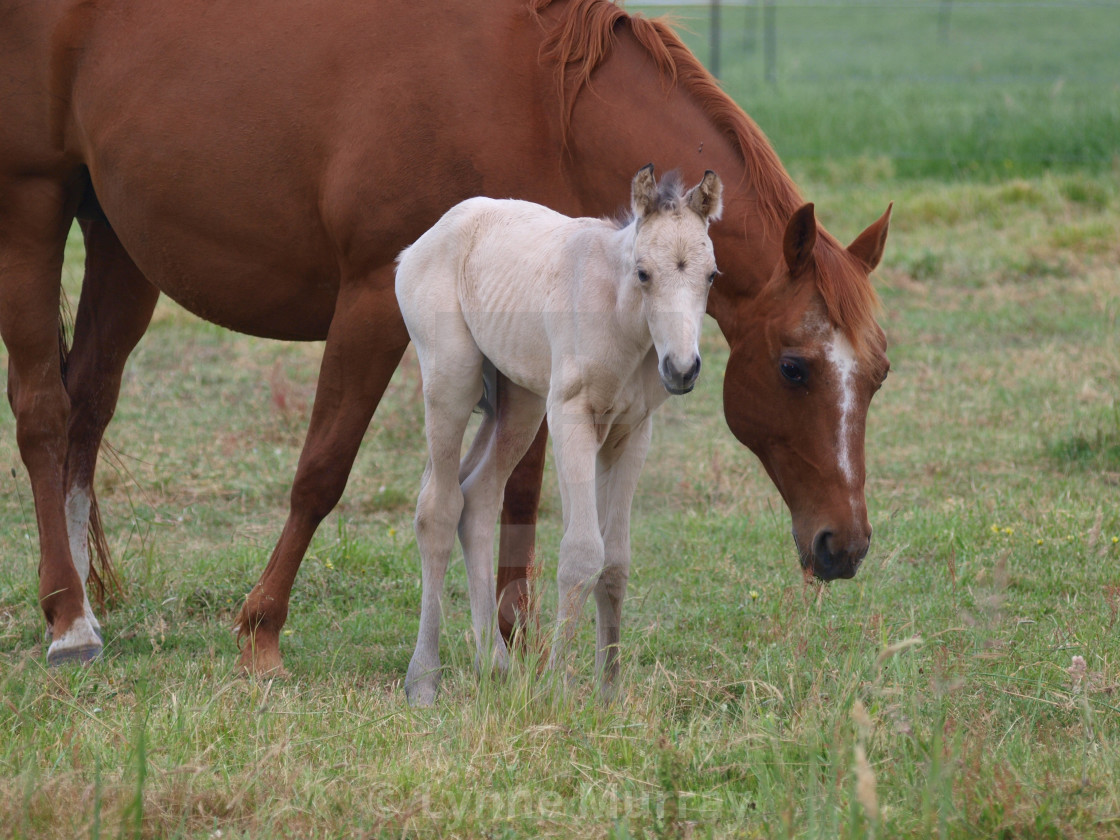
629 165 723 394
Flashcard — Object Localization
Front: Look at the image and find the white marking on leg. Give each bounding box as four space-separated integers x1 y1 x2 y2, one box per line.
65 487 91 585
64 487 102 635
825 329 859 486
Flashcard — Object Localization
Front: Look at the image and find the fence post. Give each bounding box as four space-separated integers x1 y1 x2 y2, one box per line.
710 0 722 78
764 0 777 84
744 0 757 54
938 0 953 42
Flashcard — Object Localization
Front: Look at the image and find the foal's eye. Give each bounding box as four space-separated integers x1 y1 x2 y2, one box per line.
707 271 717 285
637 269 651 284
780 357 808 385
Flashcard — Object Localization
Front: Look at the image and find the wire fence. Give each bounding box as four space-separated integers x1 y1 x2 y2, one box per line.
630 1 1120 174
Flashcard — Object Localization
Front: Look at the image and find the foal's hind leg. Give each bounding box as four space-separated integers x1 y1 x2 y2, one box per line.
457 376 546 679
0 177 93 662
61 219 161 636
405 334 484 706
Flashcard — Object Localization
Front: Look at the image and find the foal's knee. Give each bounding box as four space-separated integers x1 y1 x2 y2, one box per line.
558 531 605 591
415 479 463 541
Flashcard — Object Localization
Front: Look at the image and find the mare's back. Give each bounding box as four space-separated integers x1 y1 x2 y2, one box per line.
1 0 566 340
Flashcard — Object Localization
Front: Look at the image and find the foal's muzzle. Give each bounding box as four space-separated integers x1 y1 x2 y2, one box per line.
660 354 702 395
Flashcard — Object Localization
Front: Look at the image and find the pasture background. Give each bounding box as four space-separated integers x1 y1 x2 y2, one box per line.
2 2 1119 837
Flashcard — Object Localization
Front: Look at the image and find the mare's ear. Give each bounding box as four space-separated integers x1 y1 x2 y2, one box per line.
847 202 893 271
783 203 817 278
631 163 658 219
686 170 723 222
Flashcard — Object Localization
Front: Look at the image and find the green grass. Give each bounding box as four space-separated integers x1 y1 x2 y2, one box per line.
1 166 1119 837
635 1 1120 178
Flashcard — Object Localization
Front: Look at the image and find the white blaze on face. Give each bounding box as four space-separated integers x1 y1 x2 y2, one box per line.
825 329 859 485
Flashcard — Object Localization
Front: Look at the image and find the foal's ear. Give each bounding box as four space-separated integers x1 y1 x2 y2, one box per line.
686 170 723 222
847 202 893 271
631 163 658 219
783 203 818 277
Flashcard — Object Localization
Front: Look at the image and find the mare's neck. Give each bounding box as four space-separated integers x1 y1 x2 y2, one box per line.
557 25 796 346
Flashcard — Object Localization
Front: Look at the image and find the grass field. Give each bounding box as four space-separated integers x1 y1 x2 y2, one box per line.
1 164 1118 837
2 6 1120 836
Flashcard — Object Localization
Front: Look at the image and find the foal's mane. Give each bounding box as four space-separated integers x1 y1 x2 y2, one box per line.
528 0 881 355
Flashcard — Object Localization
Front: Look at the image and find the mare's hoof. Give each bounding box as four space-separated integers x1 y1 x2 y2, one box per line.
47 642 103 666
46 622 103 666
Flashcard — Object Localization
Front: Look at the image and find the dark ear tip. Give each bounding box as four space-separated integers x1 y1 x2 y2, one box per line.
641 162 654 174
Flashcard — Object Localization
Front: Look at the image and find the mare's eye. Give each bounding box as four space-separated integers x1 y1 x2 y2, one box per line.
637 269 651 284
707 271 718 285
780 357 808 385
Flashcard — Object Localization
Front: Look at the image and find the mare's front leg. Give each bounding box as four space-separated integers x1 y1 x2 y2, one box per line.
457 377 546 678
593 415 653 703
58 218 161 654
546 398 605 679
236 274 408 675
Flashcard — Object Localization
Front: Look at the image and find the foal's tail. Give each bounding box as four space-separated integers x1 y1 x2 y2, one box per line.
477 357 498 417
57 295 121 608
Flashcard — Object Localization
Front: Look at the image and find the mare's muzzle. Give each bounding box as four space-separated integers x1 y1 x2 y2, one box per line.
803 528 870 581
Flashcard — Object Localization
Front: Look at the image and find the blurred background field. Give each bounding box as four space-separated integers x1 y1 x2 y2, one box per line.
635 0 1120 178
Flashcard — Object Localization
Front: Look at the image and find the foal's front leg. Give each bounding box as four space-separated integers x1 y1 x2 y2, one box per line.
546 399 605 677
594 415 653 702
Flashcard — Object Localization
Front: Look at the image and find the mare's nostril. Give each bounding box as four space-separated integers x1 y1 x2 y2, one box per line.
813 530 834 566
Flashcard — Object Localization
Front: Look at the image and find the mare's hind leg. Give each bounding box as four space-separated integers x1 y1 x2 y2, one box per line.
496 422 549 646
593 415 653 703
236 273 408 675
61 219 161 641
0 177 93 662
457 375 546 679
405 332 484 706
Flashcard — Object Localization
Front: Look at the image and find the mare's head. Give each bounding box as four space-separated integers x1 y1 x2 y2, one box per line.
629 165 723 395
723 203 892 581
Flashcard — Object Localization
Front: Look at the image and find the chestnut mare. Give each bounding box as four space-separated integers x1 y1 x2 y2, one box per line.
0 0 890 670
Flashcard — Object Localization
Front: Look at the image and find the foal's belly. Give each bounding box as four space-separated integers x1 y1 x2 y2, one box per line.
462 309 553 396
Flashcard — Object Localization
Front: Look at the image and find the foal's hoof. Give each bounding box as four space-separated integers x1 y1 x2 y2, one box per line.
46 621 103 666
404 659 441 707
405 681 439 708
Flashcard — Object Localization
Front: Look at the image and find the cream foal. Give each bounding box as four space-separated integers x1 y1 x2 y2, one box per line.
396 165 722 705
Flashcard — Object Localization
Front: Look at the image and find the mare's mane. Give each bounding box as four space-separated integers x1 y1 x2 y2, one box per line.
528 0 881 355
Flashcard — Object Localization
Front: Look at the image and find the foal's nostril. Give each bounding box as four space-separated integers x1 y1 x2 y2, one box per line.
660 355 701 393
685 355 701 385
